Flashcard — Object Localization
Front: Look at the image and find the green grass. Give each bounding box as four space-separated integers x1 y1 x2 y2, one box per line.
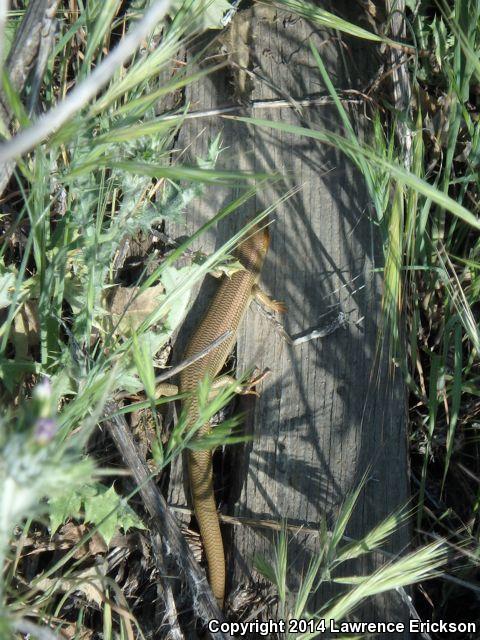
244 0 480 632
1 0 478 637
0 1 269 635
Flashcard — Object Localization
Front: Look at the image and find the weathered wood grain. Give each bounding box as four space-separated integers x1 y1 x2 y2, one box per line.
167 3 410 635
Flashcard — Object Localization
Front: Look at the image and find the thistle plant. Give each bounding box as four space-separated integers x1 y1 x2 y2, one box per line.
0 378 94 628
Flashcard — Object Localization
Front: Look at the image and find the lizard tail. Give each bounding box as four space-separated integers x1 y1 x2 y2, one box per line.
188 448 225 607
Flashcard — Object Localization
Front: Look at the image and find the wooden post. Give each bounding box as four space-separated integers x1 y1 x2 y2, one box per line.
168 2 410 628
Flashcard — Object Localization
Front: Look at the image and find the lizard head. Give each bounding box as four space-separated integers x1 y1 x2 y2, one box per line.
235 220 270 277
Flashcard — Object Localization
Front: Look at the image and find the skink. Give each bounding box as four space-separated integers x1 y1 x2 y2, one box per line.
180 222 275 607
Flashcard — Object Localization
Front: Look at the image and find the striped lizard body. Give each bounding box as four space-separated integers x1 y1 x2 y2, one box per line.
179 222 270 607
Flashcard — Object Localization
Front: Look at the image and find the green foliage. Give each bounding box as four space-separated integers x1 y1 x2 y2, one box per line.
0 1 272 634
3 0 476 633
49 483 146 546
49 489 84 535
0 263 15 310
232 2 480 540
85 485 146 545
275 0 395 45
255 488 444 639
0 379 94 614
228 0 480 624
170 0 231 31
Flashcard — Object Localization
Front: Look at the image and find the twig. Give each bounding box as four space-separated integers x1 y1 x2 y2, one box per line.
289 312 348 345
171 504 387 542
2 0 60 111
104 402 231 639
386 1 413 169
28 10 59 117
0 0 7 79
253 299 347 345
251 94 366 109
0 0 172 164
159 93 366 122
150 532 185 640
171 504 328 537
0 0 61 195
395 587 432 640
221 0 242 26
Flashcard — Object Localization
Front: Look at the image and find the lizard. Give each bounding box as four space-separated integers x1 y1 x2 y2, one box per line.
178 220 284 608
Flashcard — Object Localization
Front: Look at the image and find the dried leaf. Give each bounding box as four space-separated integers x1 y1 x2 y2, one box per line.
107 282 165 334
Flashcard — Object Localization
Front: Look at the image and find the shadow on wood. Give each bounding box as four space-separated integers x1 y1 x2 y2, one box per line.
167 2 410 636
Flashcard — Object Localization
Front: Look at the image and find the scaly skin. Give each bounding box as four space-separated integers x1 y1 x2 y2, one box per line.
179 223 270 607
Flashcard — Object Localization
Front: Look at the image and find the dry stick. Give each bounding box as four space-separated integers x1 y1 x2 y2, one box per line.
159 93 365 122
384 4 423 630
104 402 230 640
385 6 425 637
3 0 59 94
386 0 413 169
28 11 59 117
0 0 61 195
149 533 185 640
0 0 7 78
0 0 172 164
